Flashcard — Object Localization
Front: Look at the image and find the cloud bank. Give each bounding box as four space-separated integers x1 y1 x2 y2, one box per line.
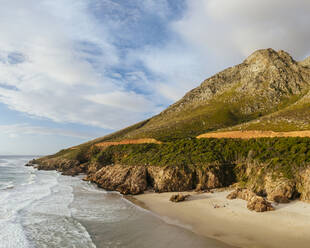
0 0 166 130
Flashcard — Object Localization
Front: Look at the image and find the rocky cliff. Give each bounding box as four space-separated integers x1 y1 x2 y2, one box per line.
31 136 310 205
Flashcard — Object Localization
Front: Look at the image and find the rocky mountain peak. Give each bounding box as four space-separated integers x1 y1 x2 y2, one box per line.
244 48 296 69
82 49 310 142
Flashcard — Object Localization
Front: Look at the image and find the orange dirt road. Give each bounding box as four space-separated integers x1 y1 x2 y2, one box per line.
95 138 162 147
197 130 310 139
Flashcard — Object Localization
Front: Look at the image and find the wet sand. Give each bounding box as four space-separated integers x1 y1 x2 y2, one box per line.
132 190 310 248
71 182 234 248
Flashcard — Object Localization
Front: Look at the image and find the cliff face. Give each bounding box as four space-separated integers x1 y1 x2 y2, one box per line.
32 154 310 204
33 156 235 195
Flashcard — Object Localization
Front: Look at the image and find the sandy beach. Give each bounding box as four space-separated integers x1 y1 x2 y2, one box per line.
132 191 310 248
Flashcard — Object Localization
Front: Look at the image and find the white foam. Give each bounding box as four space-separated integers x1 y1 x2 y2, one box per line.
0 162 58 248
0 222 31 248
21 173 96 248
1 158 96 247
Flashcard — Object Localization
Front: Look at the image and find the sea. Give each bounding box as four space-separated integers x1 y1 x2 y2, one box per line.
0 156 232 248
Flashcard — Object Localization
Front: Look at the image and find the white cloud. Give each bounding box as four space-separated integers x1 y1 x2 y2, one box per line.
0 124 95 139
173 0 310 61
0 0 161 130
135 44 208 101
85 91 154 112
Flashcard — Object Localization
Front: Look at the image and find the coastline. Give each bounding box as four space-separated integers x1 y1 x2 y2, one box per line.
131 190 310 248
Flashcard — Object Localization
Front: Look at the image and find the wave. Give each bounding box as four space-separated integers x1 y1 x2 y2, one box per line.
18 172 96 248
0 181 15 190
0 165 59 248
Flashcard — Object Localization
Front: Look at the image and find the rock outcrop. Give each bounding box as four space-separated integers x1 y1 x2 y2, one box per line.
36 158 81 172
227 188 274 212
247 196 274 212
264 175 295 203
297 168 310 202
147 166 195 192
195 166 234 190
92 164 148 195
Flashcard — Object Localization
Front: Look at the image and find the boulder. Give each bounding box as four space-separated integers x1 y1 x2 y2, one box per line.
247 196 274 212
169 194 190 202
25 159 36 167
226 188 256 201
273 195 290 203
227 188 274 212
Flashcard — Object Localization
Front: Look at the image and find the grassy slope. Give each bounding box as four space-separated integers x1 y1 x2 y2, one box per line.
83 88 309 143
43 50 310 161
222 92 310 132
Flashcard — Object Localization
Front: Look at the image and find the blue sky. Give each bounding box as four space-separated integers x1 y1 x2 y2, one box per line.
0 0 310 155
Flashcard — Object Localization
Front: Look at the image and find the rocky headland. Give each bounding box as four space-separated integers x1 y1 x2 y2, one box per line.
28 48 310 214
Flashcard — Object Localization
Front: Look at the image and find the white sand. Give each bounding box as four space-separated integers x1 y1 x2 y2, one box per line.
133 191 310 248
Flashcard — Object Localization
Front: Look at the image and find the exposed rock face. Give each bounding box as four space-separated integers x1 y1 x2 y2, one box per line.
36 158 81 173
170 194 190 202
86 161 105 177
88 164 235 195
147 166 196 192
300 56 310 68
235 163 297 203
247 196 274 212
25 159 36 167
30 155 310 204
92 164 147 195
195 168 221 190
297 168 310 202
226 188 256 201
264 175 295 203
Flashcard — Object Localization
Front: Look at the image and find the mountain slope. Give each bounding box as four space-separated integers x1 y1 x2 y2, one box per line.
90 48 310 143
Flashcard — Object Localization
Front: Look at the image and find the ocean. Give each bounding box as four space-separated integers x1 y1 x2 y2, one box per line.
0 156 232 248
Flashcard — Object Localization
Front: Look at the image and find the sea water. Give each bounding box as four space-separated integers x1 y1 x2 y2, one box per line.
0 156 232 248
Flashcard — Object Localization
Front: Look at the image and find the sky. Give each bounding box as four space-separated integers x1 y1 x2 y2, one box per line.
0 0 310 155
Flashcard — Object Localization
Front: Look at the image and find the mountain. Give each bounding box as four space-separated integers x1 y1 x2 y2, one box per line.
30 49 310 210
88 48 310 143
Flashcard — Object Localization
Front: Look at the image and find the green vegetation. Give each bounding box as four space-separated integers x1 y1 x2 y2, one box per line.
84 137 310 180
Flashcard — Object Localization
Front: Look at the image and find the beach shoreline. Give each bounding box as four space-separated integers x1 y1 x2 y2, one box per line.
70 180 234 248
130 190 310 248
